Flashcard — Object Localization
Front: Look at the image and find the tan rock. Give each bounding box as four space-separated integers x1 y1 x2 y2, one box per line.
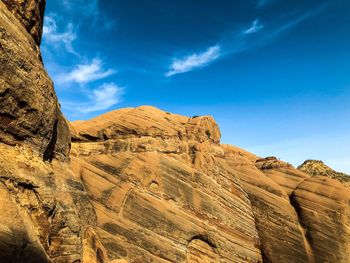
298 159 350 188
70 107 262 262
1 0 350 262
2 0 45 45
291 176 350 262
0 0 70 160
256 156 310 195
220 151 311 262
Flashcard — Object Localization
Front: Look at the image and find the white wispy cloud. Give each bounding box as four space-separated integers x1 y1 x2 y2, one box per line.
62 0 116 33
62 0 99 16
43 16 77 55
57 58 115 85
166 45 221 77
164 5 325 78
273 4 328 35
63 83 123 113
244 19 264 34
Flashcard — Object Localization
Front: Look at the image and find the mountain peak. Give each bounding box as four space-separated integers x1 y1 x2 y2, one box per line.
298 159 350 187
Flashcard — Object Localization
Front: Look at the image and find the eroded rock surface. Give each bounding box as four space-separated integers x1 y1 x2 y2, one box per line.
298 159 350 188
0 0 70 160
70 106 262 262
1 0 350 262
0 0 99 262
291 176 350 262
2 0 45 45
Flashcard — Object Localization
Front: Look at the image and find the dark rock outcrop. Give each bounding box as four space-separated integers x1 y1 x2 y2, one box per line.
2 0 45 45
0 0 70 160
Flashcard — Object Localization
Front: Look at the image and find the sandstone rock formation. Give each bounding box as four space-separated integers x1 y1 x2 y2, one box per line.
0 0 70 161
1 0 350 262
69 106 262 262
2 0 45 45
298 159 350 188
0 1 102 262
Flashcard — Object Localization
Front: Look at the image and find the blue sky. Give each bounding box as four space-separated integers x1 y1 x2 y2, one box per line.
41 0 350 173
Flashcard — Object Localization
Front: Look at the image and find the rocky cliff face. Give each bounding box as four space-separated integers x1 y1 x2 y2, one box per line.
0 0 70 160
298 160 350 188
2 0 45 45
0 1 102 262
1 1 350 262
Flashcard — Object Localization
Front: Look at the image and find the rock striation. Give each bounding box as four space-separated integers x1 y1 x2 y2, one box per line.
298 159 350 188
70 106 263 262
0 1 101 262
0 0 70 161
1 0 350 262
2 0 45 45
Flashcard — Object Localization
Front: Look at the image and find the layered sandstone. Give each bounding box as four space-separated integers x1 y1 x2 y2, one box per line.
0 1 102 262
0 0 70 160
298 160 350 188
70 106 262 262
2 0 45 45
69 106 350 263
1 0 350 262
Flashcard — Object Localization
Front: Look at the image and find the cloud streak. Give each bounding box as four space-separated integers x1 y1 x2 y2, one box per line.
57 58 115 85
62 0 99 16
166 45 221 77
273 4 328 35
63 83 123 113
43 16 77 55
244 19 264 34
165 5 326 77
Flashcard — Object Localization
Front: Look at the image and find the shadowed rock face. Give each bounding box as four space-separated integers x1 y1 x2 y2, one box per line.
0 1 101 262
2 0 45 45
0 0 70 160
1 0 350 262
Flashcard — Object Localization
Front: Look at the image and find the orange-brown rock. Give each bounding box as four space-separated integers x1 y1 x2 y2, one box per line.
2 0 45 45
256 156 310 195
70 106 263 262
71 106 349 263
0 142 106 262
0 0 70 160
298 159 350 188
291 176 350 262
1 0 350 261
0 0 96 262
224 152 311 262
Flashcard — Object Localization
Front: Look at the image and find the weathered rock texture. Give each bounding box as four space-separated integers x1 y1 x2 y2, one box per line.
70 106 262 262
298 159 350 188
68 106 350 263
2 0 45 45
0 1 101 262
0 0 70 161
1 0 350 262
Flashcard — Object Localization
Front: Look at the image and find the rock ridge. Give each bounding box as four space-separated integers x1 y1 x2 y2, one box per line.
1 0 350 262
0 0 70 160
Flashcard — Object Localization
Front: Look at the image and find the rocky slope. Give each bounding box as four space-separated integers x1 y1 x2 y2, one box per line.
298 160 350 188
1 0 350 262
0 1 106 262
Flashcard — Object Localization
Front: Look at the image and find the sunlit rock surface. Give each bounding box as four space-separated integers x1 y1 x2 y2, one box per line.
1 0 350 262
70 106 262 262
